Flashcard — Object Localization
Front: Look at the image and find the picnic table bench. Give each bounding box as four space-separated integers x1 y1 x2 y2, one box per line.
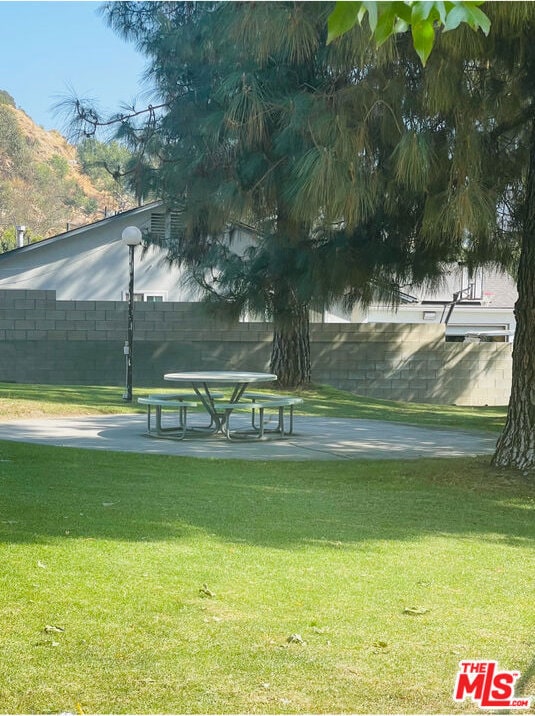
138 391 225 435
215 395 303 440
137 395 199 439
138 379 303 441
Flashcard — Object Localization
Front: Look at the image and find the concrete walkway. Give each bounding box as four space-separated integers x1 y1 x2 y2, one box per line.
0 413 497 461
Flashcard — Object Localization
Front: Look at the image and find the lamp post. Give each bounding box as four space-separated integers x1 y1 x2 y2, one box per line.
122 225 143 401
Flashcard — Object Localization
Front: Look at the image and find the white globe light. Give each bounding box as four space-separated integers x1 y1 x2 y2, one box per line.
122 226 143 246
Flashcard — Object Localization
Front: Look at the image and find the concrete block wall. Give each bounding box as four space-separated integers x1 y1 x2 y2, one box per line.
0 289 512 405
310 323 512 405
0 289 273 389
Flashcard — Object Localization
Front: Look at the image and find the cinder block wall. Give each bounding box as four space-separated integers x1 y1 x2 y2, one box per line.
310 323 512 405
0 289 512 405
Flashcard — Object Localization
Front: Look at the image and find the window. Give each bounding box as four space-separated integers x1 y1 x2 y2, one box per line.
123 291 167 302
445 324 511 342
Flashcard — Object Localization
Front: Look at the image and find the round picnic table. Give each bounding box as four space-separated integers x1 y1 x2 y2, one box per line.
163 371 277 433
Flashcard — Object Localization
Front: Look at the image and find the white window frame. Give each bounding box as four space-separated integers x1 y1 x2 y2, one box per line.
123 291 168 302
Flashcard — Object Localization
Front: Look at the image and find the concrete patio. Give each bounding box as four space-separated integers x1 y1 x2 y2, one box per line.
0 413 498 461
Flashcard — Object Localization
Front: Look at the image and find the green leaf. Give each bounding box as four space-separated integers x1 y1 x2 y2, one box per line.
411 19 436 65
394 18 410 35
411 1 435 24
443 5 469 31
443 3 490 34
465 4 491 35
434 1 448 24
390 1 413 24
375 6 399 46
362 0 378 32
327 1 362 44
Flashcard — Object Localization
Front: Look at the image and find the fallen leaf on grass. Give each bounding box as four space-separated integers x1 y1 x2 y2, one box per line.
44 625 65 633
403 606 429 616
311 626 327 634
287 633 306 645
199 584 216 598
345 667 360 677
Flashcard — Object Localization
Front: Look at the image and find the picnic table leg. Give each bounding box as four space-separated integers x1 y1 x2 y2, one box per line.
249 398 286 434
182 383 219 433
224 405 266 440
192 381 248 434
155 404 186 436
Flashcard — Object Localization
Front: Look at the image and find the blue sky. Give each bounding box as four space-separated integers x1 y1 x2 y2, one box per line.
0 1 152 132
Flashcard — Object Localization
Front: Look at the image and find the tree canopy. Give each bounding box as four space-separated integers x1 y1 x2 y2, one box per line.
89 1 468 386
68 0 535 468
327 1 491 64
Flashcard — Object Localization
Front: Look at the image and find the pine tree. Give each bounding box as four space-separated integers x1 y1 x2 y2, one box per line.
71 1 535 467
323 1 535 469
419 4 535 469
98 1 455 386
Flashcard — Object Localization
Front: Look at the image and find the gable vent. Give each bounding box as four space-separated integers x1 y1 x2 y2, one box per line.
150 212 166 242
150 211 182 245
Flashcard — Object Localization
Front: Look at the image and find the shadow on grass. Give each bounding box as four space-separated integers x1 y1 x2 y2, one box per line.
0 381 508 432
297 385 507 433
0 383 122 404
0 441 533 550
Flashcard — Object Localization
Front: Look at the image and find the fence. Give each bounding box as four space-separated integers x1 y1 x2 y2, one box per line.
0 289 512 405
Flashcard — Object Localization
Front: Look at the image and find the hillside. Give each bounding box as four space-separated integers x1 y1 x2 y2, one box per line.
0 94 135 249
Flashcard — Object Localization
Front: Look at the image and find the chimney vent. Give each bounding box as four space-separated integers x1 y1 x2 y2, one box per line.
15 225 26 248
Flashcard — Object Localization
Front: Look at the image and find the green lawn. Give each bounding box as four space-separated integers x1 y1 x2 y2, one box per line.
0 445 533 714
0 383 532 714
0 381 507 433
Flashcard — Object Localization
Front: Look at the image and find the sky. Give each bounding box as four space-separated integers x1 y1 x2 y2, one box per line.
0 1 153 133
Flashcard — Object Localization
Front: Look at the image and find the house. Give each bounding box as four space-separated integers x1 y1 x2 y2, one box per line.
0 203 517 341
0 202 186 301
325 264 517 342
0 201 251 303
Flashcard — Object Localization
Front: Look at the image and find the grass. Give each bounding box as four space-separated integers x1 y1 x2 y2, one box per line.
0 382 529 714
0 445 533 714
0 383 141 419
294 384 507 433
0 381 507 433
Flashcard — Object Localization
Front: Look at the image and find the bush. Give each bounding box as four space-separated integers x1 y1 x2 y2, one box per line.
0 89 16 107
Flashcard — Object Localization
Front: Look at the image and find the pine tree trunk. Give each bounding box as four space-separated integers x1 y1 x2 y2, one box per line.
270 302 311 388
492 119 535 471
